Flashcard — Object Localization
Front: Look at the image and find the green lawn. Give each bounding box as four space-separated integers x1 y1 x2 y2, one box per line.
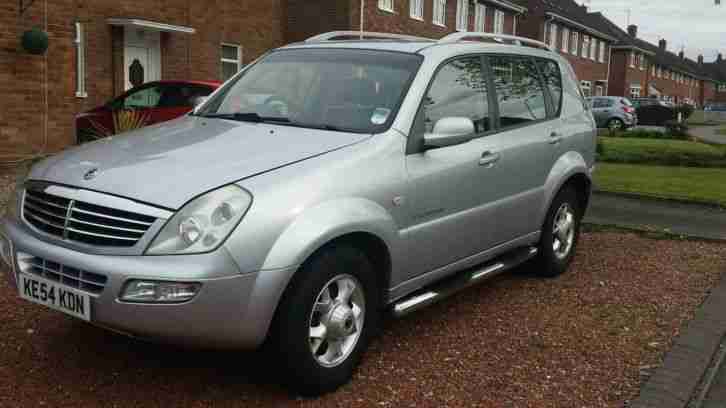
598 137 726 167
594 163 726 206
716 127 726 136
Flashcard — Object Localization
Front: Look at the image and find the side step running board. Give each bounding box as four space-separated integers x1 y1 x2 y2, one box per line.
391 246 538 318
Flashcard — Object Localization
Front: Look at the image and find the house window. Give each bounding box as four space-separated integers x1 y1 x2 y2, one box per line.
630 86 641 99
651 65 656 76
657 66 662 78
378 0 394 12
580 80 592 97
589 37 596 60
220 44 242 81
494 10 505 34
598 41 605 63
410 0 423 19
548 23 558 47
639 55 645 71
581 35 589 58
474 4 487 32
629 52 635 68
75 22 87 98
456 0 469 31
561 27 570 53
570 31 579 55
595 85 604 96
433 0 446 26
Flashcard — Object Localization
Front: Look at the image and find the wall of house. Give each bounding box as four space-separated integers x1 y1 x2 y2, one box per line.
0 0 283 159
649 68 700 104
345 0 517 40
607 51 628 96
286 0 352 43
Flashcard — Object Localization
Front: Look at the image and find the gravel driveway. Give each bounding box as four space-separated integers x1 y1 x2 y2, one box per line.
1 232 724 407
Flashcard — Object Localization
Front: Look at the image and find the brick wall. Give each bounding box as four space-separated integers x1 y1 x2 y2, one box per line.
0 0 284 159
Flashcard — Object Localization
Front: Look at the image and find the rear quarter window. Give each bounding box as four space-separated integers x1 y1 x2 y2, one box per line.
536 58 563 117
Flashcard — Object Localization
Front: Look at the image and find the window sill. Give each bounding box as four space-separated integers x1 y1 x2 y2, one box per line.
75 92 88 99
410 15 425 22
433 22 446 28
378 7 396 15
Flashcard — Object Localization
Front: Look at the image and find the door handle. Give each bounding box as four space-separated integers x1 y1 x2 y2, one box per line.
548 132 564 145
479 151 500 167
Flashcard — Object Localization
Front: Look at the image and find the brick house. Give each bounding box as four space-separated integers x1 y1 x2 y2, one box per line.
285 0 527 44
702 54 726 103
1 0 283 160
512 0 616 97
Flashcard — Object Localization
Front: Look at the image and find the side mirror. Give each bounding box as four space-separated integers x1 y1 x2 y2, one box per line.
423 117 475 149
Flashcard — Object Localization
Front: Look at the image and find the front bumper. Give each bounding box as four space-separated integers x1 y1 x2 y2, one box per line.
1 218 294 349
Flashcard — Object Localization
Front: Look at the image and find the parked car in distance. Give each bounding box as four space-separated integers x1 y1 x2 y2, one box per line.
588 96 637 131
76 80 221 143
3 31 595 396
631 97 669 109
705 102 726 112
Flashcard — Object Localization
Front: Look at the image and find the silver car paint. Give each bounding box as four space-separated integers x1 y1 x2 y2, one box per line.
3 40 594 348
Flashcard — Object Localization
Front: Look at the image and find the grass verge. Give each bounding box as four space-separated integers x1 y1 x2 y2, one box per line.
594 163 726 206
598 137 726 167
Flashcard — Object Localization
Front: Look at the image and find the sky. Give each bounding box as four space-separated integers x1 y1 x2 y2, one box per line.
576 0 726 62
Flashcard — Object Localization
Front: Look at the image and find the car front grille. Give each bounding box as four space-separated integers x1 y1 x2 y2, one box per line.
20 254 107 294
22 189 156 248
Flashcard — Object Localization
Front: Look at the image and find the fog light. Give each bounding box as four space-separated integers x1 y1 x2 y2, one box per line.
120 280 201 303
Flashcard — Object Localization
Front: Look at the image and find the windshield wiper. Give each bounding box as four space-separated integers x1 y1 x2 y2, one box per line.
197 112 291 124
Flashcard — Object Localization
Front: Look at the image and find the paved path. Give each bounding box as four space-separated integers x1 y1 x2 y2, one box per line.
690 126 726 145
585 192 726 240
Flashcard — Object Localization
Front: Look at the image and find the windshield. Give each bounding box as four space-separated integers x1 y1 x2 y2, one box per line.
198 48 423 133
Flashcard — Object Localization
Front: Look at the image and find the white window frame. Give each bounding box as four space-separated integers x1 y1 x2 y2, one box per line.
630 85 642 99
561 27 570 53
220 43 242 81
598 40 605 63
494 9 505 34
589 37 596 60
378 0 394 12
580 80 592 97
474 4 487 32
639 54 646 71
570 31 579 55
410 0 424 20
433 0 447 26
548 23 558 48
595 85 604 96
629 52 635 68
456 0 469 31
581 35 589 58
652 65 656 76
75 22 87 98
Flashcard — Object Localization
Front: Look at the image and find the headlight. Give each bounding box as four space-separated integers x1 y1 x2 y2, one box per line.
146 185 252 255
120 280 201 303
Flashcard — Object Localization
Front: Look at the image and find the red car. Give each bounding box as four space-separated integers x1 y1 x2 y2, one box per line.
76 80 221 143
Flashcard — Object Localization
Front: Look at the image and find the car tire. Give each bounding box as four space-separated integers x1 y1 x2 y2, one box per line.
534 186 582 278
607 118 624 132
267 244 381 396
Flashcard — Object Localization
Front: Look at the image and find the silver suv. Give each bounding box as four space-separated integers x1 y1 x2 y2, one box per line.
1 32 596 395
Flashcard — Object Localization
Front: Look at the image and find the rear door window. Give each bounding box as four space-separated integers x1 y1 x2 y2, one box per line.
490 56 547 128
535 59 563 117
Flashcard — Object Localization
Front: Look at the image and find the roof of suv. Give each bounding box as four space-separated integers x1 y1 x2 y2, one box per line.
282 40 438 54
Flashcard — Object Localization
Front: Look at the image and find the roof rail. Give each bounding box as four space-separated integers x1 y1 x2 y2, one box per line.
306 31 433 43
438 32 553 52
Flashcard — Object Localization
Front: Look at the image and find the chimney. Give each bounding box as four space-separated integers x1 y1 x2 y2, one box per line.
679 50 685 59
698 54 704 65
627 25 638 38
659 39 667 51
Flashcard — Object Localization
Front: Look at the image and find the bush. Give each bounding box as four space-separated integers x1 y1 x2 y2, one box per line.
664 120 689 138
675 104 695 120
597 137 726 168
606 129 688 140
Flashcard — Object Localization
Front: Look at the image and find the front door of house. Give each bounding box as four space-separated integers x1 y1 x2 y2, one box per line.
123 28 161 91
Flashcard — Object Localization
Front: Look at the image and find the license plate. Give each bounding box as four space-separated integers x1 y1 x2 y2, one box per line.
18 273 91 321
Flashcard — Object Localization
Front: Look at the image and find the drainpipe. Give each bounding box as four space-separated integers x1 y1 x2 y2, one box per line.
360 0 364 39
604 43 612 95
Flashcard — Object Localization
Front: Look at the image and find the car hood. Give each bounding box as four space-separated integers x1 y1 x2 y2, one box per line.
29 116 370 209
